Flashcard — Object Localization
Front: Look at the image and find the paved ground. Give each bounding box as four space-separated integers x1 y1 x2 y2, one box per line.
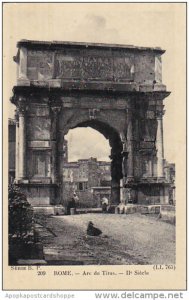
38 213 175 265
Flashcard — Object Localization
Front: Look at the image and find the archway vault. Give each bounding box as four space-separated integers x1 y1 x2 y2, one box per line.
70 119 123 151
60 117 124 205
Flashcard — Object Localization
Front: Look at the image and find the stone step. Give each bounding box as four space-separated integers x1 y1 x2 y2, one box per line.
43 246 97 264
33 205 65 215
17 259 47 265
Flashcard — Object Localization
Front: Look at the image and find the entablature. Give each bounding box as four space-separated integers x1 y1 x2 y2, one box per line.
14 40 167 92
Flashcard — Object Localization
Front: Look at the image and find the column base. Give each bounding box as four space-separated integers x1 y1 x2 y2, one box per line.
15 178 29 184
123 176 135 185
110 185 120 205
17 79 30 86
14 182 60 206
123 178 171 205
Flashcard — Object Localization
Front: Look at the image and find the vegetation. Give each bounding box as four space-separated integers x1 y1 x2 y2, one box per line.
8 184 34 264
9 184 33 239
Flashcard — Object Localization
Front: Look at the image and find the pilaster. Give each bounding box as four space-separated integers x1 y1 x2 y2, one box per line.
110 151 122 205
50 104 61 184
15 110 19 182
156 110 165 178
126 107 134 179
17 97 28 181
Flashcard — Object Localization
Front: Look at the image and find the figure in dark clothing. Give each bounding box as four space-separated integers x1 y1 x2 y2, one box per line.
87 221 102 236
102 202 107 213
67 198 76 215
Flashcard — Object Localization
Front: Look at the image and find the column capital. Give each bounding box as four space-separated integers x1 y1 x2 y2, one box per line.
48 93 61 106
156 110 165 119
17 96 28 116
51 106 61 115
50 106 62 123
109 152 122 161
121 150 129 158
156 109 165 177
14 109 19 125
18 100 27 180
121 139 130 152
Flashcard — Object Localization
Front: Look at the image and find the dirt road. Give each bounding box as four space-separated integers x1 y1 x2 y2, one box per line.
39 213 175 265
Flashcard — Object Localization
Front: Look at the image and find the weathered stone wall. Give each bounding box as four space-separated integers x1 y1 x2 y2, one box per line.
23 185 56 206
62 158 110 207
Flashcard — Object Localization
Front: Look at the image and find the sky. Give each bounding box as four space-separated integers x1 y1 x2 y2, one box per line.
4 3 186 163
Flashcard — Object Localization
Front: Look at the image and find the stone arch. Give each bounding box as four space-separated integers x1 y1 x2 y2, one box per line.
58 107 125 138
11 40 171 208
59 116 123 205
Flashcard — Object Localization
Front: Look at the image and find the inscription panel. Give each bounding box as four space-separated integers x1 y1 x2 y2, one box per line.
82 56 113 80
55 53 83 79
25 49 158 83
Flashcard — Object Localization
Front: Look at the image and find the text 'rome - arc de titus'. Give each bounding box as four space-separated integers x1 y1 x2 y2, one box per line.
11 40 171 207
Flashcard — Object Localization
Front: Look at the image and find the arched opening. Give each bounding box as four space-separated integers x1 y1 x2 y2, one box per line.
60 119 123 208
65 127 110 162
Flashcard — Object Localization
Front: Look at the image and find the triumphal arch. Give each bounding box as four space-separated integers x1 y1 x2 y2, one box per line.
11 40 170 208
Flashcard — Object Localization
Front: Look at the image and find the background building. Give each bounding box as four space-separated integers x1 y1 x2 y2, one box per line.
164 160 176 205
63 152 111 207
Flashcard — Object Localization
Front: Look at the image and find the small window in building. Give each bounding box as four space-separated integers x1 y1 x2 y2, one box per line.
78 182 88 191
78 182 84 191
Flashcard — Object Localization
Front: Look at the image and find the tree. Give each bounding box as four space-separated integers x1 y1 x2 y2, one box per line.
9 184 33 239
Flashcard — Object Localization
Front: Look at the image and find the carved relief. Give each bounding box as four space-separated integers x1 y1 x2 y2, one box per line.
82 56 113 79
26 49 142 82
56 55 83 79
55 53 133 81
22 48 163 87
